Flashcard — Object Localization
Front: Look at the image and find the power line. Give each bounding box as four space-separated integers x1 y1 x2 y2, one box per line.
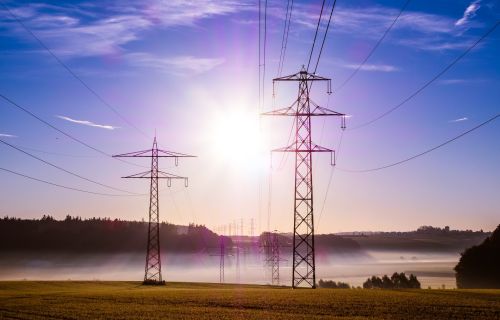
258 0 270 235
0 1 151 141
0 93 109 157
312 0 337 74
274 120 295 171
0 92 148 169
0 139 141 195
259 0 262 114
307 0 326 71
309 0 340 232
9 144 98 158
267 167 273 232
262 0 269 110
340 113 499 173
273 0 296 170
317 130 344 230
350 21 500 131
0 166 139 197
277 0 294 78
335 0 411 92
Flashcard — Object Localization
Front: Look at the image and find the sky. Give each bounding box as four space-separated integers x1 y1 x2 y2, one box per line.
0 0 499 234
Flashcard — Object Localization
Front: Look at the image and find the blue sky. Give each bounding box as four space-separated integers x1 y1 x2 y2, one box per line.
0 0 499 233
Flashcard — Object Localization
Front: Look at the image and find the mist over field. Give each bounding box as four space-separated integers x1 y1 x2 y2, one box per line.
0 250 459 288
1 218 487 288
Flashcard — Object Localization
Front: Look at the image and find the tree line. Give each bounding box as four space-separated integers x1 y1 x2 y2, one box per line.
363 273 421 289
0 215 226 253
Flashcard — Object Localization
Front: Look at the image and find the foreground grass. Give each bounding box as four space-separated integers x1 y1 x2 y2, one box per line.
0 281 499 319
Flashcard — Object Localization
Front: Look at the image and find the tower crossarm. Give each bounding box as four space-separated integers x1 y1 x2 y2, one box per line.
273 69 331 82
113 149 195 166
113 149 154 157
272 67 332 95
122 170 189 187
262 99 346 128
272 143 336 166
114 149 195 157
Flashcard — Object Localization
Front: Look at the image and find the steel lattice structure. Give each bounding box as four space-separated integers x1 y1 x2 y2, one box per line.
113 137 194 285
219 235 226 283
262 230 288 286
263 67 345 288
270 232 281 286
211 226 231 284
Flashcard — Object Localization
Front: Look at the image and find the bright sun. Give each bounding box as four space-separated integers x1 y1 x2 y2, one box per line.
208 109 265 171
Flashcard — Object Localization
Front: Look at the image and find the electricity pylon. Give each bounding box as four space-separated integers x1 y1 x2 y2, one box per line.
263 67 345 288
250 218 255 237
212 226 230 284
113 136 194 285
262 230 288 286
219 234 226 283
270 231 283 286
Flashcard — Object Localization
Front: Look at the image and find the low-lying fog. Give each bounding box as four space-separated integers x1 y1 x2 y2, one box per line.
0 251 459 289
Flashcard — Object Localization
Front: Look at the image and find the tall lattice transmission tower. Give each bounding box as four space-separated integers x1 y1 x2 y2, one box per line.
113 136 194 285
263 67 345 288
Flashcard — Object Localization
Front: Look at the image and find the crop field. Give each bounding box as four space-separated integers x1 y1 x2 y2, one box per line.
0 281 499 319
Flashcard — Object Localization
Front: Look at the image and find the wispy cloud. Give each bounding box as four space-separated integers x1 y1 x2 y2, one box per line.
343 63 399 72
125 53 224 75
283 3 484 52
288 5 455 35
449 117 469 123
455 1 481 26
439 78 485 85
1 1 248 58
56 115 118 130
0 133 17 138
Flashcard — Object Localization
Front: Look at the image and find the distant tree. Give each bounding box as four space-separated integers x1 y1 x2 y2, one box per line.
337 282 350 289
0 215 223 254
372 276 383 288
408 274 421 289
363 273 420 289
318 279 350 289
363 278 373 289
455 224 500 289
381 275 392 289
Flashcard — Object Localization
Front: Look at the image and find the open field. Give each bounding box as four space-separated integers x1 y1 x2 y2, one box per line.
0 282 499 319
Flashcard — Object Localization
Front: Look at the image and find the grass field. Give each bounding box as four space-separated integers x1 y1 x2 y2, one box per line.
0 282 499 319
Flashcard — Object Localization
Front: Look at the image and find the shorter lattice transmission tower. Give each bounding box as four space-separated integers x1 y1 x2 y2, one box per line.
113 136 194 285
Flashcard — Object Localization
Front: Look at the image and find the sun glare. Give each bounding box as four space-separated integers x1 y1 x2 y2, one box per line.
209 109 265 171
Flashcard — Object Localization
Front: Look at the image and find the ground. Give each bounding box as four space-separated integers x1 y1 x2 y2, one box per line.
0 282 499 319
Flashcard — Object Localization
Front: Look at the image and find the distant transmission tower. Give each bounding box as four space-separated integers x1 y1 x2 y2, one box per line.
235 243 240 283
220 234 226 283
113 136 195 285
263 67 345 288
212 226 230 284
270 231 281 286
263 230 288 285
250 218 255 237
